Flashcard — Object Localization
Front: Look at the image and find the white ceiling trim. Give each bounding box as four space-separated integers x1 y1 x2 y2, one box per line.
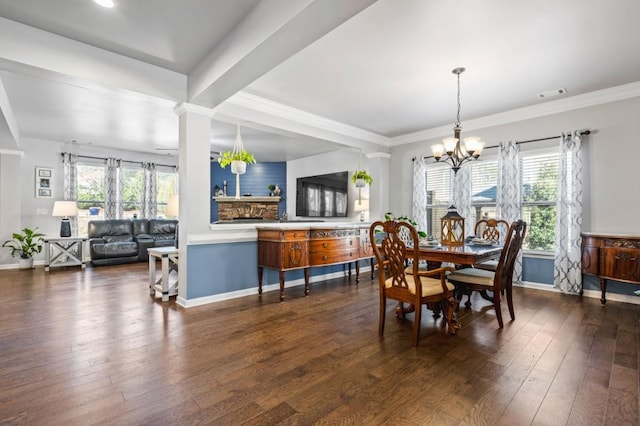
0 148 23 156
224 91 390 146
174 102 216 118
392 81 640 145
0 75 20 147
366 152 391 159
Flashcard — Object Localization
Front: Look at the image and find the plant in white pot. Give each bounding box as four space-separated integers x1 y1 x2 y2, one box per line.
217 122 256 198
2 227 45 269
351 170 373 188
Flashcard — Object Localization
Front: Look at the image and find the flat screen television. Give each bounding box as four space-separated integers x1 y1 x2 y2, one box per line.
296 171 348 217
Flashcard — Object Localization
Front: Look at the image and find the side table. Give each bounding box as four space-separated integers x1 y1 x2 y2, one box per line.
44 236 87 271
148 246 178 302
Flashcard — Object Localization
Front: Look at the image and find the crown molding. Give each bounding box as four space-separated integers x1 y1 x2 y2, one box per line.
225 91 390 146
174 102 216 118
391 80 640 145
0 148 23 156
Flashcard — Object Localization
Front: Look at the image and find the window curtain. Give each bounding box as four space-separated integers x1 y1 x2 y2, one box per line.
141 162 157 219
554 131 583 294
62 153 78 234
496 140 523 282
452 165 473 237
411 158 427 233
104 158 122 219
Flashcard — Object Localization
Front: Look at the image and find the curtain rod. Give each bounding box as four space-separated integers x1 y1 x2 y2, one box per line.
61 152 176 168
413 129 591 161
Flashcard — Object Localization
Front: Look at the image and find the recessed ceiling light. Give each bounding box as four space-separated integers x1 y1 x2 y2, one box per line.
94 0 115 8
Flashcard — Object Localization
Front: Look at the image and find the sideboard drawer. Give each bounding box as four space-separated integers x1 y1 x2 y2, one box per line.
283 230 309 241
602 247 640 283
310 247 358 265
309 237 358 252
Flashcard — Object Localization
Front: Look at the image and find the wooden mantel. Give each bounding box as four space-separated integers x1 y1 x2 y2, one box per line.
214 196 281 220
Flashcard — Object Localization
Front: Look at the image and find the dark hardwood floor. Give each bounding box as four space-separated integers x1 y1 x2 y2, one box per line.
0 262 637 425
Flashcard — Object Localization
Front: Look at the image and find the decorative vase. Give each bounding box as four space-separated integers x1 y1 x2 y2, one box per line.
273 185 281 197
18 257 34 269
231 160 246 175
355 178 366 188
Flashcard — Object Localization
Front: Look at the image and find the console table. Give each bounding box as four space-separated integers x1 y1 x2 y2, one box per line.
257 224 374 301
44 236 87 271
581 232 640 304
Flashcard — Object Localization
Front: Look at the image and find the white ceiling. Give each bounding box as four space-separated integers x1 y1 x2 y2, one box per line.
0 0 639 160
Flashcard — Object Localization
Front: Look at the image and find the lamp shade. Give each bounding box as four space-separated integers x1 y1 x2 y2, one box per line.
354 199 369 212
52 201 78 217
166 194 179 218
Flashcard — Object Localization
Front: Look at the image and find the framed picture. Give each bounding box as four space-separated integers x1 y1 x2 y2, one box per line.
35 167 53 198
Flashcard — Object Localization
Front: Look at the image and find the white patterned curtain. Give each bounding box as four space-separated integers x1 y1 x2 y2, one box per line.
62 153 78 234
411 158 427 232
496 140 523 281
452 165 473 237
104 158 122 219
554 132 583 294
141 162 157 219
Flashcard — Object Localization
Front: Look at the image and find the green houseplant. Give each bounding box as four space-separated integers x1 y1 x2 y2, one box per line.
217 150 256 169
352 170 373 187
3 227 45 268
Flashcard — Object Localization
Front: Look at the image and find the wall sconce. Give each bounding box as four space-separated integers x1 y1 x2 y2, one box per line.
440 205 465 246
52 201 78 237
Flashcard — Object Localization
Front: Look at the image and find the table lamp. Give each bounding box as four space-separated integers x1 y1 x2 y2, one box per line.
354 199 369 222
52 201 78 237
166 194 179 219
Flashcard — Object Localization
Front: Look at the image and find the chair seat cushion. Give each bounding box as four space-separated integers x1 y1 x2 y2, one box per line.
447 268 495 287
473 260 498 271
385 275 455 297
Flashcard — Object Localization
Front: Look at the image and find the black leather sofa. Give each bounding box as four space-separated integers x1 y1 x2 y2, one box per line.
88 218 178 266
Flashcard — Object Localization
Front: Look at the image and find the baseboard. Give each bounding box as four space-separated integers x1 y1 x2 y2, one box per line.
515 281 640 306
179 266 373 308
0 260 45 270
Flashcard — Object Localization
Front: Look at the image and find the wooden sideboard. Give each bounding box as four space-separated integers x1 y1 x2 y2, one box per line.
581 233 640 304
257 224 374 301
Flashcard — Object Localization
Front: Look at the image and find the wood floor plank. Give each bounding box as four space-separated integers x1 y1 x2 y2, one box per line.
1 263 639 425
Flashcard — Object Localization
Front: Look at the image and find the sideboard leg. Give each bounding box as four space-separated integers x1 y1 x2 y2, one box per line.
599 278 607 305
279 271 286 302
355 260 360 283
258 266 263 294
348 262 352 280
304 268 310 296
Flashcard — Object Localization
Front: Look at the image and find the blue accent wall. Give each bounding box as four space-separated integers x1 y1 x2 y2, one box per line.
211 162 287 222
186 241 360 299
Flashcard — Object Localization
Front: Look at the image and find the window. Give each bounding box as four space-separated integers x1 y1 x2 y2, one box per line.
156 169 178 218
521 152 560 251
121 167 142 219
425 164 452 238
423 148 563 252
77 163 106 236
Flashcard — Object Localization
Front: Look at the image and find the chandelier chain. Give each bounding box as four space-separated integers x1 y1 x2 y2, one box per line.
456 71 461 128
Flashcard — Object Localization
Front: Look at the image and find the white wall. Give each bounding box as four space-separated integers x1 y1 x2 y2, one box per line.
287 148 381 222
0 138 177 266
388 96 640 234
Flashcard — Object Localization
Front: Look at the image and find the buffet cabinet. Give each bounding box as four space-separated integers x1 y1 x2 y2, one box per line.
257 224 374 301
581 233 640 304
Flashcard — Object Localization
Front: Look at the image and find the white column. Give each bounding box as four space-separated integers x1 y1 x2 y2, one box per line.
174 103 214 304
366 152 391 222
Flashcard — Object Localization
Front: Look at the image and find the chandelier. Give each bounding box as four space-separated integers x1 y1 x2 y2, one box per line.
430 67 484 174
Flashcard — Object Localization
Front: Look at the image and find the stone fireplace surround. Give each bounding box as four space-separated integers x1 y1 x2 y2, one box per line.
214 196 281 221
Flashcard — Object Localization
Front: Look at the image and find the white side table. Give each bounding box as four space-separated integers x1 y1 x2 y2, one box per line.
44 236 87 271
148 246 178 302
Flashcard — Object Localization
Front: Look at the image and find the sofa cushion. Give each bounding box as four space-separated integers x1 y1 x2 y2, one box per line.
132 219 150 236
88 219 133 239
103 235 134 243
90 241 138 258
149 219 177 235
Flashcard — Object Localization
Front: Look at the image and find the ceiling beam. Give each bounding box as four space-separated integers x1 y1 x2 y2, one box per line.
188 0 378 108
0 74 20 150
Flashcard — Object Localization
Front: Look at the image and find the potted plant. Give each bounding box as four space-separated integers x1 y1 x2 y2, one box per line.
2 227 45 269
268 184 276 196
352 170 373 187
217 150 256 174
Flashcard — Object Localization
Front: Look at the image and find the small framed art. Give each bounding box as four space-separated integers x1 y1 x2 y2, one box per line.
35 167 53 198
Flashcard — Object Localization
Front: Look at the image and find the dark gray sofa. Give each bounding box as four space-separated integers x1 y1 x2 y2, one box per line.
88 218 178 266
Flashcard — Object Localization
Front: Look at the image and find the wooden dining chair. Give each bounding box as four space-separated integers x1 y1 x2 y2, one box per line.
473 218 510 271
447 220 526 328
369 220 459 346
